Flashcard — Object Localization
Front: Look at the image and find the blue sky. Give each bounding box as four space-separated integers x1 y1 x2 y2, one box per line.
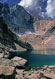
4 0 21 6
42 0 47 12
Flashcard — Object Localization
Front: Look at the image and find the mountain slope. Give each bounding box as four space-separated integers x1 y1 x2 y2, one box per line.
0 16 33 52
0 3 34 34
0 3 55 50
20 25 55 50
34 20 55 33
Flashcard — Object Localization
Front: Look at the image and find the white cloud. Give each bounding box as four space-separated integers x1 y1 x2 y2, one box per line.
19 0 55 19
46 0 55 19
19 0 43 16
19 0 33 8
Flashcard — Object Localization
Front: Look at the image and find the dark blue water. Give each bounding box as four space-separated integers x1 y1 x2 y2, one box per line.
10 50 55 67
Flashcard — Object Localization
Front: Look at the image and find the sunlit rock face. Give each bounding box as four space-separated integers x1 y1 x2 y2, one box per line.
34 20 55 33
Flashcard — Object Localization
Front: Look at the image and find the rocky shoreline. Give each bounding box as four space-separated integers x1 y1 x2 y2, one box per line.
0 52 55 79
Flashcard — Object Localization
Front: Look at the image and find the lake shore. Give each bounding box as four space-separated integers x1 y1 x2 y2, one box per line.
0 51 55 79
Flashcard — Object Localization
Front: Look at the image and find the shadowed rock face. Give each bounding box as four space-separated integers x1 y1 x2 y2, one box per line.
0 3 34 34
0 16 33 52
11 5 34 34
1 3 55 35
0 3 10 15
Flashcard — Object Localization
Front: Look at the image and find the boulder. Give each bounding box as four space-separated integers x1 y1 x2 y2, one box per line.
0 58 14 66
11 56 28 69
3 52 10 58
16 69 24 75
0 65 15 79
27 73 40 79
0 57 29 69
0 53 4 58
16 74 24 79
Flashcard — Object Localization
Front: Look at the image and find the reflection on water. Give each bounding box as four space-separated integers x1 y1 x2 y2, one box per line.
9 50 55 67
31 49 55 55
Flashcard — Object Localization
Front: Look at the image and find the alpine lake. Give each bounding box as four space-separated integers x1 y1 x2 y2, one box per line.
9 49 55 67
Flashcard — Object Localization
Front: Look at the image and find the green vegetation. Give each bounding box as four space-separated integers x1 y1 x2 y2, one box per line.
25 70 34 74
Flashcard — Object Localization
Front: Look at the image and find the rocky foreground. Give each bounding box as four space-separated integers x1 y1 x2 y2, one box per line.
0 52 55 79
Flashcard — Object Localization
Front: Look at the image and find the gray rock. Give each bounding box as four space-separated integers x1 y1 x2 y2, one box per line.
0 65 15 79
0 58 14 66
0 3 9 15
16 69 24 75
11 56 28 69
0 53 4 58
0 3 34 34
0 56 29 69
16 74 24 79
3 54 9 58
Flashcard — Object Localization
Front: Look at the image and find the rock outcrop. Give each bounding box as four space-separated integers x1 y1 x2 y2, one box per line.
0 59 55 79
11 56 28 69
0 57 29 79
0 58 14 66
0 3 10 15
0 16 33 52
34 20 55 34
19 19 55 50
0 65 15 79
0 57 28 69
0 3 34 34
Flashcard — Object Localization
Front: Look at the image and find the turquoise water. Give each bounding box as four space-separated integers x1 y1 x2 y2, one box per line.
10 50 55 67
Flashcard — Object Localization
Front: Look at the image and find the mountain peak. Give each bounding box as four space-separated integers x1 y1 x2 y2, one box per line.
0 3 10 15
0 3 34 34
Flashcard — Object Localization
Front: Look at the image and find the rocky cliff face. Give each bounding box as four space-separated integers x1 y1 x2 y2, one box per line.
1 3 55 50
0 3 55 35
0 16 33 52
34 20 55 34
20 20 55 50
0 3 34 34
0 3 10 15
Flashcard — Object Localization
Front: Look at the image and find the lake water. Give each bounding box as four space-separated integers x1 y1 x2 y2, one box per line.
10 50 55 67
